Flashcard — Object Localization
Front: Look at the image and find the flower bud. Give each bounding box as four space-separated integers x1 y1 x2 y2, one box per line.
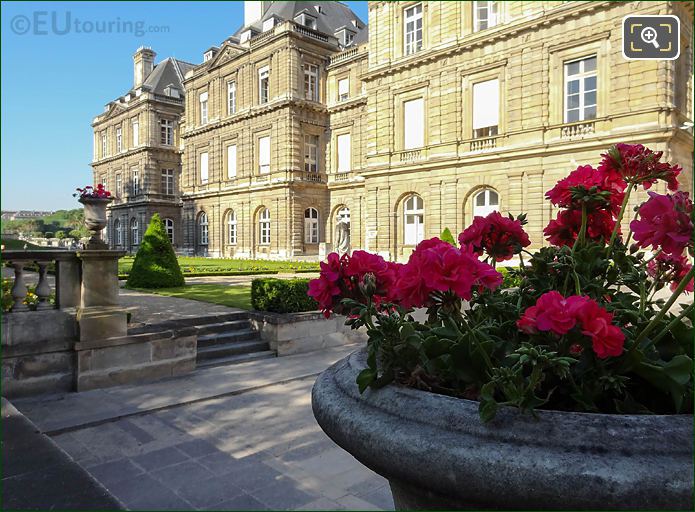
359 272 377 297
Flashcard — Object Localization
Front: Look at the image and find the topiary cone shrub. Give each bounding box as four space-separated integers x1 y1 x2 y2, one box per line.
126 213 185 289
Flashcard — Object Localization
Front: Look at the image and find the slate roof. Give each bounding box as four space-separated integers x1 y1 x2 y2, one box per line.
140 57 196 95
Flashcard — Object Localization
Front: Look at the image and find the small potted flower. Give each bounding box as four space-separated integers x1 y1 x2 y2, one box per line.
74 184 112 249
310 144 693 510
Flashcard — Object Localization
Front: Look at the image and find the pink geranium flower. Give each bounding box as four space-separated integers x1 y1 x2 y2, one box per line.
647 252 694 293
630 191 694 255
544 209 616 247
599 143 681 191
546 165 624 213
458 211 531 262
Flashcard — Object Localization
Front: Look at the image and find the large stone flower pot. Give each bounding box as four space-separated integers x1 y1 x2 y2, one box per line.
312 348 693 510
78 196 112 249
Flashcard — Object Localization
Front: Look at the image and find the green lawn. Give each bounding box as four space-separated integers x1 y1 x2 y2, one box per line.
134 284 253 309
118 256 319 276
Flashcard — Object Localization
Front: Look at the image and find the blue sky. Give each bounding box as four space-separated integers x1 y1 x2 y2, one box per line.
1 1 369 211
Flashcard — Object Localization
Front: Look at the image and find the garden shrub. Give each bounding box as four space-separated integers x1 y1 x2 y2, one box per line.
251 278 318 313
126 214 185 289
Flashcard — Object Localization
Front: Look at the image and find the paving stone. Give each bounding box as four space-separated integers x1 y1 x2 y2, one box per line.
249 475 320 510
150 460 214 490
211 492 269 510
296 497 346 510
174 438 220 458
347 477 389 498
131 446 189 471
86 458 144 486
117 419 156 444
333 493 383 511
359 486 394 510
196 450 243 474
174 474 244 508
104 473 193 510
276 437 338 463
225 461 284 492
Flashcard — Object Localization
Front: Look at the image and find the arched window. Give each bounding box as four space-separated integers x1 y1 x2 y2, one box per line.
473 189 499 218
114 219 122 246
404 194 424 245
164 218 174 244
304 208 319 244
130 218 139 246
259 208 271 245
198 212 208 246
227 211 237 245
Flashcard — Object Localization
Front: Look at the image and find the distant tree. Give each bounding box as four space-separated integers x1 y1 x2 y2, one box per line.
55 231 66 239
69 227 90 239
126 214 185 289
44 232 54 239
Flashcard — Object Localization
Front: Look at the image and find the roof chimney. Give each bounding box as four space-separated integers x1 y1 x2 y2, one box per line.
245 1 270 26
133 47 156 88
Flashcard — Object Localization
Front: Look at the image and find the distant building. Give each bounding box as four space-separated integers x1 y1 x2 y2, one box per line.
94 1 694 260
1 210 55 220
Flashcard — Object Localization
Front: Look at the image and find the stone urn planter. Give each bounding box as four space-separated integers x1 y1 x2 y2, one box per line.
78 196 112 249
312 348 694 510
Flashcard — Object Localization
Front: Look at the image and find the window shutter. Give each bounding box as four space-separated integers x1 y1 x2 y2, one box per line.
259 137 270 173
200 152 209 182
404 98 424 149
227 145 237 178
473 79 499 129
337 134 351 173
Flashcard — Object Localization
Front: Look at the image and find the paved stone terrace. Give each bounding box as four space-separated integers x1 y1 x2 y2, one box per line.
12 346 393 511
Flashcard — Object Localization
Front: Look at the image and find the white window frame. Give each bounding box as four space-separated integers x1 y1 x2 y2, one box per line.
131 118 139 147
199 92 208 125
130 218 139 246
473 79 500 138
258 136 270 174
199 213 209 246
403 97 425 149
227 145 237 179
404 3 423 56
164 218 174 244
304 63 319 101
114 219 122 246
200 152 209 184
474 1 498 32
227 81 236 115
161 169 174 195
227 211 237 245
564 56 597 123
304 135 319 173
116 173 122 197
259 66 269 104
473 189 500 218
304 207 319 244
337 133 351 174
101 131 107 157
116 126 122 152
338 78 349 102
132 169 139 196
404 195 424 246
160 119 173 146
259 208 271 245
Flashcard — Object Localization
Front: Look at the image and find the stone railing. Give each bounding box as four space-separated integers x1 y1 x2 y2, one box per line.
399 149 423 162
250 27 277 47
299 171 326 183
3 250 81 312
292 23 330 43
330 46 360 65
470 136 498 152
560 121 596 140
333 172 351 182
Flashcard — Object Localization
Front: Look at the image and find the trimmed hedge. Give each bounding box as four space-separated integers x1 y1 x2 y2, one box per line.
251 278 318 313
126 214 185 289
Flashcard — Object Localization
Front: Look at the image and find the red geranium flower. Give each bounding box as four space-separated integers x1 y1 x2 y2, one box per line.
546 165 624 213
573 299 625 359
308 253 344 317
543 209 616 247
647 252 694 293
458 211 531 262
598 143 681 191
630 191 694 255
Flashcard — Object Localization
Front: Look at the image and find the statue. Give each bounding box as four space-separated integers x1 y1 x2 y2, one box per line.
335 218 351 256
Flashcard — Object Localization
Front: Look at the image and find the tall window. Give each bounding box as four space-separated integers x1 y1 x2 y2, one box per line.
131 118 139 147
474 1 498 31
404 195 424 245
473 79 499 138
114 219 122 246
304 64 319 101
304 135 318 173
404 98 425 149
130 218 139 246
116 126 122 152
259 66 269 104
473 189 499 218
132 169 139 195
258 136 270 174
200 152 209 184
116 173 122 197
404 4 423 55
164 218 174 243
199 92 208 124
227 211 237 245
101 175 107 188
564 56 597 123
338 78 349 101
198 213 209 246
160 119 173 145
304 208 319 244
337 134 351 174
227 145 237 179
228 81 236 115
259 208 271 245
161 169 174 195
101 131 108 157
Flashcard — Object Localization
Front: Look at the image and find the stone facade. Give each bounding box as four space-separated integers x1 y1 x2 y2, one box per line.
93 1 694 261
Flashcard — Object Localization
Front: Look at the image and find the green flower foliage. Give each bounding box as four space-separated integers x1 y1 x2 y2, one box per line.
251 278 318 313
126 214 185 289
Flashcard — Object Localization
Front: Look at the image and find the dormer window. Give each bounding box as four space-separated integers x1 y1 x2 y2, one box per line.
240 30 252 42
262 17 275 32
163 85 180 98
295 13 317 30
336 28 356 47
203 51 213 62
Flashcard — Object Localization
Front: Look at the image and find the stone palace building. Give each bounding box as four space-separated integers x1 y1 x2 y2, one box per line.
92 1 694 261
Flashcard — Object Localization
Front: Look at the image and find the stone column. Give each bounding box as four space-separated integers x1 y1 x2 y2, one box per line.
76 250 128 341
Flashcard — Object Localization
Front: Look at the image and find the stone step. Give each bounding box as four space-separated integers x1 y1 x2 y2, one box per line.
196 340 270 361
195 350 276 370
128 312 250 335
197 329 260 348
195 320 251 336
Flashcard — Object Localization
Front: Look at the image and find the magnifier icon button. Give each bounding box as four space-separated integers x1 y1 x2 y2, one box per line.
641 26 660 48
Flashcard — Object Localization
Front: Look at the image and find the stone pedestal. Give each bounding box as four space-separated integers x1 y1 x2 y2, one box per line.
76 250 127 342
319 242 333 260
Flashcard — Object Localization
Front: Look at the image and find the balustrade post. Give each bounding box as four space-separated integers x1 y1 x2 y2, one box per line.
35 262 52 309
10 262 29 311
56 258 81 308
